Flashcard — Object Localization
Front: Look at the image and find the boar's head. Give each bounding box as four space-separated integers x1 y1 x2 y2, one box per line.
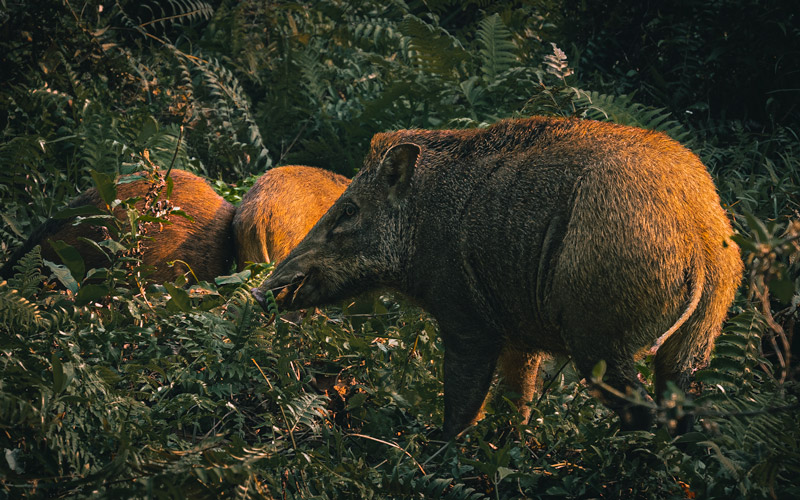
251 142 420 311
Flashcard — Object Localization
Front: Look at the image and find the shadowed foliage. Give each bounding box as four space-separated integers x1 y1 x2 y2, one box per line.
0 1 797 498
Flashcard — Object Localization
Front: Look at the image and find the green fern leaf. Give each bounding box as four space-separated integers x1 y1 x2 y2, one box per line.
386 466 486 499
0 280 48 333
190 56 271 173
284 393 329 433
122 0 214 33
400 14 468 79
5 245 45 299
350 15 402 50
574 90 691 142
477 14 517 83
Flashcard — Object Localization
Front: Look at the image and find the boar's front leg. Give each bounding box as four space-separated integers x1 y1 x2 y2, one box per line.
440 324 503 439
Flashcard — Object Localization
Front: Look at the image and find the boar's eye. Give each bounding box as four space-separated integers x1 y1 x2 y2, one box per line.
342 202 358 218
331 202 359 235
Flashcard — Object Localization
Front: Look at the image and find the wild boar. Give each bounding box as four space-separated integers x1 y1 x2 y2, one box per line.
1 169 236 284
232 165 350 268
251 117 743 439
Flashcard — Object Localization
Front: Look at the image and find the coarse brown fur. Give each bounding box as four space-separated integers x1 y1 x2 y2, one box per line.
232 165 350 267
1 170 236 283
253 116 743 438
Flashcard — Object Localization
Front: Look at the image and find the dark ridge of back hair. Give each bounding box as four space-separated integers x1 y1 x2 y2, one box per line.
371 117 672 172
369 117 593 165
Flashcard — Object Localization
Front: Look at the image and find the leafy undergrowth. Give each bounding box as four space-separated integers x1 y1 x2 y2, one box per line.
1 226 798 499
1 1 799 498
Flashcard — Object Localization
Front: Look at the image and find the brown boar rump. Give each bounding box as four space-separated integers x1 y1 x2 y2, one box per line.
232 165 350 268
1 169 236 284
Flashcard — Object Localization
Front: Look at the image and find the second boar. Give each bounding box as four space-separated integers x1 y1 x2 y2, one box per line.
233 165 350 267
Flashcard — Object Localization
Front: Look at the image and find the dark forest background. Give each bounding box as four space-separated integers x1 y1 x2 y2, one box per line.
0 1 798 498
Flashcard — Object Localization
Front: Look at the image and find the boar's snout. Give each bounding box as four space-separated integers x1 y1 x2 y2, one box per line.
251 269 309 312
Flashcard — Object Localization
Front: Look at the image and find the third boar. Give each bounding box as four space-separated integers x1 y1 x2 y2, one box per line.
252 117 743 439
232 165 350 267
1 169 236 284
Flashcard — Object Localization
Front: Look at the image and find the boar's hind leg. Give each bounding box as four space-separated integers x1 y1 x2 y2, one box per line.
653 306 727 433
497 348 542 424
441 332 503 439
569 345 655 431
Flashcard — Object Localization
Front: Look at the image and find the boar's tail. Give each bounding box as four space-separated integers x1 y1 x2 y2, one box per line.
650 250 706 353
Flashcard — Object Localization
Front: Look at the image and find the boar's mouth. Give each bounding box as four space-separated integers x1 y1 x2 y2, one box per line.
251 249 360 313
250 273 308 311
251 270 309 311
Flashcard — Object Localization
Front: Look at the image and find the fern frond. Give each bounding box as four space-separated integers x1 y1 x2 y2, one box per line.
76 102 135 176
0 280 49 334
223 286 258 347
0 134 51 206
284 393 329 433
5 245 45 299
143 0 214 31
0 133 48 168
349 15 402 50
400 14 468 79
120 0 214 34
385 466 486 499
696 310 767 393
296 48 327 101
543 43 574 81
574 90 691 142
697 387 800 496
189 55 271 173
477 14 517 84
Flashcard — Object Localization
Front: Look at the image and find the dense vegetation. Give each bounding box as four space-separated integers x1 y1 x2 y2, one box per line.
1 1 798 498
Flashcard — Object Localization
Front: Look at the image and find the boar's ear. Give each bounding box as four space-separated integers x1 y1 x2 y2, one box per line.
380 143 420 205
